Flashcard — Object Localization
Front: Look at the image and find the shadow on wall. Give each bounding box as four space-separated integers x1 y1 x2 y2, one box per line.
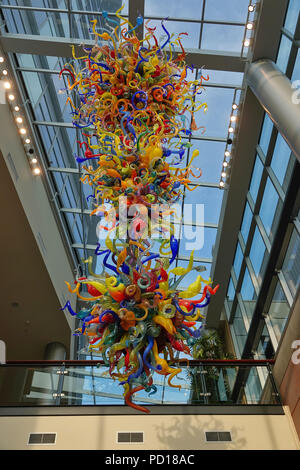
154 415 246 450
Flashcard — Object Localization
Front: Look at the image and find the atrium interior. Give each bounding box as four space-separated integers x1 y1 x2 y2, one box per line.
0 0 299 451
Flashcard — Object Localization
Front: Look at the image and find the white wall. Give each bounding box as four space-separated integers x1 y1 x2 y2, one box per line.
0 407 299 450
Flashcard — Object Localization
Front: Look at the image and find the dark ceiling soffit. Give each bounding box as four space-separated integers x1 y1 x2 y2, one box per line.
0 33 246 73
206 0 289 327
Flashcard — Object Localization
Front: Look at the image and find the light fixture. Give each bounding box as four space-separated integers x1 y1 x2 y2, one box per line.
25 138 31 144
228 126 234 133
232 103 238 110
2 70 8 75
33 167 41 175
230 115 237 122
219 181 225 188
8 94 15 101
14 105 20 111
244 39 250 47
223 161 228 167
31 157 38 164
246 23 253 30
3 81 11 89
20 128 26 134
221 171 227 178
0 57 4 63
16 117 23 123
224 151 230 157
248 5 255 12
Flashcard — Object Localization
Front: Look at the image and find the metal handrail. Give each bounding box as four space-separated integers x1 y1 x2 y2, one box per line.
2 359 275 366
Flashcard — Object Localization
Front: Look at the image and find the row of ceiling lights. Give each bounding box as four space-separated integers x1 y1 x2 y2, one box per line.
243 4 256 48
219 101 238 189
0 54 41 176
220 3 257 188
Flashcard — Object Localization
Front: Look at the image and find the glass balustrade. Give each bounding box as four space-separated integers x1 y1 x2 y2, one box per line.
0 361 281 409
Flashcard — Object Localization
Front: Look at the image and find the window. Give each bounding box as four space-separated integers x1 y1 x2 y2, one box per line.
259 178 280 242
249 226 267 285
201 23 244 53
249 156 264 203
284 0 300 36
240 202 253 244
282 228 300 298
240 267 257 321
232 304 247 356
204 0 249 22
145 0 203 19
276 35 292 74
226 277 235 313
233 243 243 280
271 134 292 187
257 324 275 359
267 281 290 343
259 114 273 156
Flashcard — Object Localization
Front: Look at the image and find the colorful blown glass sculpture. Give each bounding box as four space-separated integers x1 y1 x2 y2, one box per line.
61 7 219 413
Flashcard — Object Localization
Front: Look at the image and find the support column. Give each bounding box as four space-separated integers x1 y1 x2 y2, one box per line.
246 59 300 163
44 342 67 361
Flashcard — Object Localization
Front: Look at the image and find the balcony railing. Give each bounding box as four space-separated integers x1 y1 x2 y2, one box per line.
0 360 282 414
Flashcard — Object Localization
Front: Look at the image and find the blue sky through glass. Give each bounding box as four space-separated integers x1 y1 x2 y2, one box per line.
145 0 204 19
204 0 249 22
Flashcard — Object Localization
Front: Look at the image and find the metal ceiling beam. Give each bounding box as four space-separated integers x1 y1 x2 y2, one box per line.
0 33 246 72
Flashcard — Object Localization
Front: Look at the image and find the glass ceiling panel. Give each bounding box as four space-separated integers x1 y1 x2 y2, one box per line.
204 0 250 23
143 19 201 49
188 140 226 183
192 86 235 137
183 186 223 225
2 1 247 290
204 69 244 86
174 260 212 287
144 0 203 19
69 0 129 15
201 23 244 53
179 225 217 260
29 1 68 7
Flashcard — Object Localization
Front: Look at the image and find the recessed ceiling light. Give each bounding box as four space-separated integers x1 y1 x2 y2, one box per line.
0 57 4 63
230 115 237 122
20 128 26 134
14 105 20 111
33 167 41 175
247 23 253 30
229 126 234 133
25 138 31 144
248 5 255 12
16 116 23 123
2 70 8 75
244 39 250 47
8 94 15 101
232 103 238 110
3 81 11 89
221 172 227 178
225 151 230 157
219 181 225 187
223 161 228 167
31 157 38 164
